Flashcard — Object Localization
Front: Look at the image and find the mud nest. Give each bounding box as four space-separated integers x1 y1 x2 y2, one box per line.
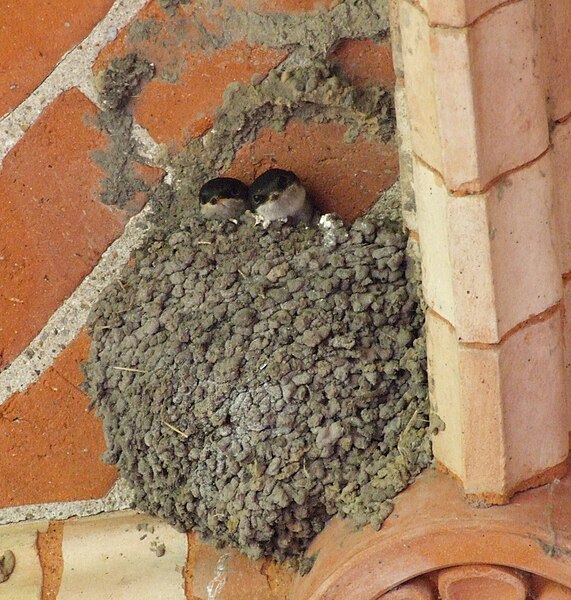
83 197 430 565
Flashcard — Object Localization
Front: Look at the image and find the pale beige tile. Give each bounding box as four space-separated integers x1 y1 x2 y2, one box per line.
399 1 443 174
449 154 561 343
192 543 273 600
394 84 417 232
414 159 455 324
459 344 507 496
426 312 464 481
0 521 47 600
448 193 497 342
431 27 479 192
58 511 187 600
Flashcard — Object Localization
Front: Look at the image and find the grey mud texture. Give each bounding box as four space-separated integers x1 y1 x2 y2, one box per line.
83 190 430 566
82 0 430 569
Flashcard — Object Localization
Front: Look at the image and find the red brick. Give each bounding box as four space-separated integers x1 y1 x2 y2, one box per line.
226 119 399 222
330 38 396 88
0 0 114 116
37 522 64 600
226 0 340 12
134 41 287 148
0 331 117 508
192 541 294 600
0 89 132 370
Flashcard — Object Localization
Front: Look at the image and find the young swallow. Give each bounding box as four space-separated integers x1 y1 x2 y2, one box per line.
249 169 313 226
199 177 249 220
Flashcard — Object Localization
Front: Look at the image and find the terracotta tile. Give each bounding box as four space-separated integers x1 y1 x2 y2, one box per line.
423 0 507 27
438 565 529 599
426 312 463 481
533 578 571 599
484 156 560 338
538 1 571 121
36 522 64 600
192 543 272 600
464 0 548 191
413 160 455 323
227 119 399 223
460 309 567 498
449 154 561 343
381 577 436 599
133 41 287 149
260 560 296 600
563 279 571 435
224 0 340 12
291 458 571 599
0 331 117 508
0 0 114 116
552 121 571 274
400 0 549 192
58 512 187 600
399 1 443 175
0 521 47 600
0 89 128 370
427 308 567 499
415 153 560 344
184 533 200 600
329 39 396 88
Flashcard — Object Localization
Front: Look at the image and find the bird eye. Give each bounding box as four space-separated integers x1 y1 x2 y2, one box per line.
277 176 288 190
253 194 264 205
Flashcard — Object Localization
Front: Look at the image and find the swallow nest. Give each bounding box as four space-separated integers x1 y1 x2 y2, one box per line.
83 205 430 566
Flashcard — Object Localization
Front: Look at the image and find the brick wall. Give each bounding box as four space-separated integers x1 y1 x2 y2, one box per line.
0 0 396 596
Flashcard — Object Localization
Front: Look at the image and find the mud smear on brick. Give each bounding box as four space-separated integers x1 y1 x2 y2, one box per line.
91 54 156 210
220 0 390 57
157 0 191 17
167 59 395 227
83 185 430 568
